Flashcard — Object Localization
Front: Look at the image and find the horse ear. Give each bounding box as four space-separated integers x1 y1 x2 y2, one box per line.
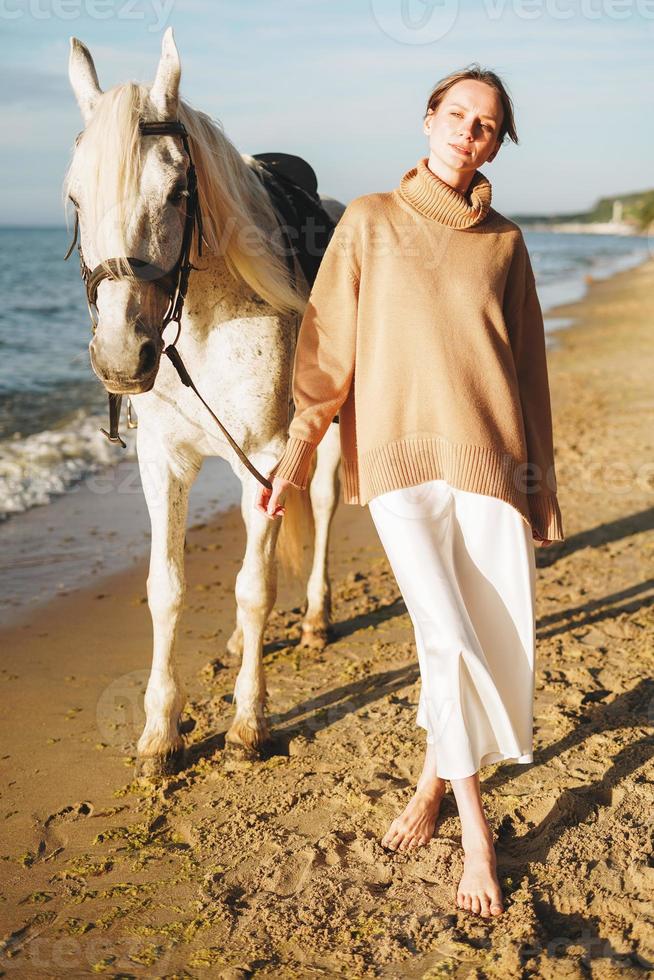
68 37 102 125
150 26 181 118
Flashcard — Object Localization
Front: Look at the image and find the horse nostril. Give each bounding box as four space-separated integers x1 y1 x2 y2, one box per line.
139 340 157 376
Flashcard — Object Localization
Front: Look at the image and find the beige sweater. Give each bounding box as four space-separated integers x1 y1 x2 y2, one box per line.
271 156 564 542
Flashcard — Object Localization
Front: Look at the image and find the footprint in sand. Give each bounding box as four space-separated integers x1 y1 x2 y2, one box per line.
503 788 590 853
43 801 94 827
351 835 393 886
30 801 94 858
315 831 356 868
1 910 58 963
263 847 317 897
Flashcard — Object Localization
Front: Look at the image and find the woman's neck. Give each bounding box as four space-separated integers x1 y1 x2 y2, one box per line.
397 157 492 228
428 151 478 194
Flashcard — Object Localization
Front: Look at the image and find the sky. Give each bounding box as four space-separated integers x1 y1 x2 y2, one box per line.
2 0 653 225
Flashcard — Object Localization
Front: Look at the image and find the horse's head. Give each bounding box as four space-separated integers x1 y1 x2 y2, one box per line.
66 29 196 395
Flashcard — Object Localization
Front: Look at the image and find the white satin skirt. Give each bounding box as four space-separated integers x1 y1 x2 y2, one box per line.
368 478 537 780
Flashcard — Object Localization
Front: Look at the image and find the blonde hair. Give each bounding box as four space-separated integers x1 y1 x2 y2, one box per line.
423 63 518 146
64 82 306 316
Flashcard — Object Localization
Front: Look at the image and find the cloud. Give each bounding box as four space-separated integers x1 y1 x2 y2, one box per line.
0 66 70 107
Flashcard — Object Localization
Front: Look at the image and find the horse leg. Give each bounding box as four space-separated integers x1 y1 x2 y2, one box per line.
225 470 282 755
300 422 341 649
225 608 243 657
135 445 198 776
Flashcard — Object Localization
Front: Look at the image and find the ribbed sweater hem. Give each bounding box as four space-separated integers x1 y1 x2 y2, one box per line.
342 435 564 542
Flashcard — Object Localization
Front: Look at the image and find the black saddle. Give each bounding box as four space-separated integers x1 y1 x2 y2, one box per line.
251 152 340 426
252 152 319 199
251 151 336 290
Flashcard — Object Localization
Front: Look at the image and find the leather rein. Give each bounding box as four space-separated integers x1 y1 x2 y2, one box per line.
64 119 293 492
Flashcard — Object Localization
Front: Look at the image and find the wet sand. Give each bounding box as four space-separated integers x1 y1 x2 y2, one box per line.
1 257 653 978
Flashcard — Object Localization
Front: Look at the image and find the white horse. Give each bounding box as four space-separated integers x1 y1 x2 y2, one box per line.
66 28 345 774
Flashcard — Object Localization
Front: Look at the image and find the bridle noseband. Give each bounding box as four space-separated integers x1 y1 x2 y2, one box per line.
64 118 275 491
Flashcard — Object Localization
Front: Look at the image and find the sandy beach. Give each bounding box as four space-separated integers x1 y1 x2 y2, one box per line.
1 256 653 978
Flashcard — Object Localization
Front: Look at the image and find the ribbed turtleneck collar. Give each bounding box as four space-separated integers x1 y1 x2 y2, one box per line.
398 157 492 228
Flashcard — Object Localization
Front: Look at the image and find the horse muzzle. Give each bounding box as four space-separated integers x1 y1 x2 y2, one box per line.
89 332 162 395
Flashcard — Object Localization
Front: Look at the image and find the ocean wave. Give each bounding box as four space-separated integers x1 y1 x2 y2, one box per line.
0 410 136 520
12 304 67 315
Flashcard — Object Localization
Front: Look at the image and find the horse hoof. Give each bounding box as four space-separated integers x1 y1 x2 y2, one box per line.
223 740 261 765
299 625 331 650
134 748 185 779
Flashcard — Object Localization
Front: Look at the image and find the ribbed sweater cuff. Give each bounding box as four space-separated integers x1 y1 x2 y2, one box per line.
529 493 564 542
270 437 317 489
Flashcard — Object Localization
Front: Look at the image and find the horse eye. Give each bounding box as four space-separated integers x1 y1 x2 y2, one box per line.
168 185 188 204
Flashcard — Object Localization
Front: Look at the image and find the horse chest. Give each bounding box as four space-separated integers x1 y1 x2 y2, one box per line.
134 317 292 458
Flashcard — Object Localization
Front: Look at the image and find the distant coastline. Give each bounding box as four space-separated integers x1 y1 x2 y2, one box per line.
510 183 654 238
516 221 648 236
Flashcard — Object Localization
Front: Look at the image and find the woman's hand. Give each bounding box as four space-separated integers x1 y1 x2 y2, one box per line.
533 532 554 548
255 473 293 520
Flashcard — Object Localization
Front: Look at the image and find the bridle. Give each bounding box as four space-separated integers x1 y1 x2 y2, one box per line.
65 119 276 491
65 120 203 344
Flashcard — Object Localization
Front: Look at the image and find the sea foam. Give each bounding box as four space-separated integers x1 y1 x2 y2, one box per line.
0 409 136 519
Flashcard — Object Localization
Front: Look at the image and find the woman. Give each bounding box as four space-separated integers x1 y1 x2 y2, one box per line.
255 64 564 919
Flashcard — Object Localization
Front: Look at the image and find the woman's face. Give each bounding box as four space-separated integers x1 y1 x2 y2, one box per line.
423 79 503 174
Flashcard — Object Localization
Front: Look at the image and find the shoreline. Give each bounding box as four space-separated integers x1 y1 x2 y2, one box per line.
0 455 242 628
1 256 653 975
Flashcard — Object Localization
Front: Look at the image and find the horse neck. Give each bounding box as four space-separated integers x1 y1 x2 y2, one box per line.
182 154 283 336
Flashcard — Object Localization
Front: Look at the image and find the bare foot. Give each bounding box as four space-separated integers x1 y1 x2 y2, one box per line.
381 782 446 852
457 826 504 917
